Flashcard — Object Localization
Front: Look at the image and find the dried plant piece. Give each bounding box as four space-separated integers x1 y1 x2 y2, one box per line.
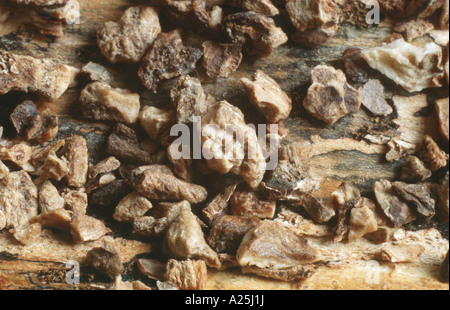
237 220 321 269
358 79 393 116
163 203 220 268
391 181 436 218
30 208 72 231
290 23 338 49
106 124 160 165
394 18 435 42
361 39 444 93
201 41 243 80
207 215 260 254
303 65 362 125
0 161 9 180
81 62 111 84
161 0 213 34
295 193 335 224
202 183 239 226
374 180 417 227
132 216 169 238
89 156 120 181
331 182 361 242
97 6 161 64
348 199 379 242
79 82 141 124
236 0 279 16
435 97 449 141
29 14 63 37
230 184 276 219
164 259 207 290
342 48 371 83
129 165 208 204
380 244 425 263
0 51 79 101
417 135 448 172
70 210 111 244
61 187 88 213
0 171 38 231
365 227 406 244
38 180 65 213
442 250 449 283
34 151 69 185
23 109 58 143
85 241 124 280
139 30 203 92
90 179 131 207
170 75 211 124
10 0 69 8
0 143 32 166
400 156 432 182
64 135 89 188
221 12 288 58
10 222 41 246
113 192 153 223
241 70 292 123
137 258 166 281
386 138 416 162
140 106 177 141
9 100 39 137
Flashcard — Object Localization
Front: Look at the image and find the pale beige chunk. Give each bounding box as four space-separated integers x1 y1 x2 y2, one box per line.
61 187 88 213
286 0 340 32
31 208 72 231
0 51 79 101
139 106 177 141
348 201 379 242
164 259 208 290
80 82 141 124
241 70 292 123
435 97 449 141
97 6 162 64
0 143 32 166
64 135 89 188
113 192 153 223
38 180 65 213
358 79 393 116
380 244 426 263
10 223 41 246
70 211 111 244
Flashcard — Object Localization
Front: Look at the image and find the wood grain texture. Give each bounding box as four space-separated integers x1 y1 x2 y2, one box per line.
0 0 449 290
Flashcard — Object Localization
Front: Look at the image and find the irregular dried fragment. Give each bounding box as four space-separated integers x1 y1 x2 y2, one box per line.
10 222 41 246
64 135 89 188
79 82 141 124
0 161 9 180
164 259 207 290
442 250 449 283
170 75 210 124
132 216 169 238
241 70 292 123
97 6 162 64
237 220 321 269
417 135 448 172
61 187 88 213
342 48 371 83
365 227 406 244
392 181 436 219
81 62 111 84
29 139 65 170
29 14 63 37
400 156 432 182
138 30 203 92
378 0 418 18
291 23 338 48
386 138 416 162
34 151 69 185
139 106 177 141
361 39 444 93
70 210 111 244
221 12 288 58
435 97 449 141
90 180 131 207
236 0 279 16
202 183 239 226
38 180 64 213
348 201 379 242
374 180 417 227
89 156 120 181
9 100 39 137
295 193 335 224
380 244 425 263
201 41 243 80
207 215 260 254
230 184 276 219
21 108 58 143
31 208 72 231
85 241 124 280
0 143 32 166
331 182 361 242
106 124 161 165
137 258 166 281
437 172 449 222
129 165 208 204
163 204 220 268
0 171 38 231
393 18 435 42
113 192 153 223
358 79 393 116
0 51 79 101
241 264 316 282
303 65 362 125
161 0 213 33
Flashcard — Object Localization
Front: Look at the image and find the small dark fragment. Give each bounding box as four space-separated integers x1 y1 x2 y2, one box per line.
85 241 124 280
137 258 166 281
342 48 371 83
90 179 131 207
400 156 432 182
29 15 63 37
9 100 39 137
229 183 276 219
442 250 449 283
391 181 436 218
138 30 203 93
201 41 243 79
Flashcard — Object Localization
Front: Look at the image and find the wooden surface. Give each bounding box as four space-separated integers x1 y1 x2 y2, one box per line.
0 0 449 290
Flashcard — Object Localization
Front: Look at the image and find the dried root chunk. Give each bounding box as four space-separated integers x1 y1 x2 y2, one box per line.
140 106 177 141
374 180 417 227
241 70 292 123
138 30 203 93
348 198 379 242
129 165 208 204
342 48 371 84
303 65 362 125
296 193 335 224
241 264 316 282
64 135 89 188
291 23 338 49
393 18 434 42
378 0 418 18
10 222 41 246
79 82 141 124
237 220 321 269
331 182 361 242
162 0 213 33
113 192 153 223
90 179 131 207
137 258 166 281
61 187 88 213
0 171 38 231
380 244 425 263
207 215 260 254
202 183 239 226
229 184 276 219
358 79 393 116
38 180 65 213
34 151 69 185
89 156 120 181
0 143 32 166
70 210 111 244
201 101 266 189
400 156 432 182
81 62 111 84
386 138 416 162
163 203 220 268
417 135 448 172
132 216 169 238
391 181 436 218
30 208 72 231
361 39 444 93
221 12 288 58
0 52 79 101
164 259 207 290
170 75 210 124
435 97 449 141
97 6 162 64
85 241 124 280
201 41 242 80
9 100 39 138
